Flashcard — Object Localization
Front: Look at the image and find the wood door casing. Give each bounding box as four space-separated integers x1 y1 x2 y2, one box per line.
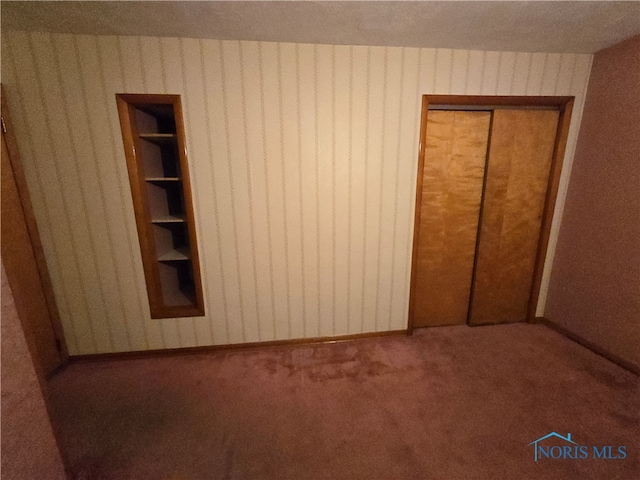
468 109 560 325
1 131 64 377
413 111 490 327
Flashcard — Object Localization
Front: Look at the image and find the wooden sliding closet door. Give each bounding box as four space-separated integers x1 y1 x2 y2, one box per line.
469 109 559 325
413 111 490 327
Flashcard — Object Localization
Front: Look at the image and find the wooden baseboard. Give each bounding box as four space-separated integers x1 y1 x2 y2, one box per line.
534 317 639 376
68 329 409 363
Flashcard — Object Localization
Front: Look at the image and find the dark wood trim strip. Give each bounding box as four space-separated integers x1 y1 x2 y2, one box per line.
406 96 429 334
116 93 180 105
68 329 409 363
535 317 639 376
426 95 574 107
527 98 574 321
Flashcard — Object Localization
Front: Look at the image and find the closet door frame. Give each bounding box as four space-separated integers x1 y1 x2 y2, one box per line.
408 95 574 333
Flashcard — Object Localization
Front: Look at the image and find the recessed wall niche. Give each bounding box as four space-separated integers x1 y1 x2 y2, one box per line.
116 94 204 318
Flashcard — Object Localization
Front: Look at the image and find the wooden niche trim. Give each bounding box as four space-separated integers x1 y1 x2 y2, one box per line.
116 94 204 319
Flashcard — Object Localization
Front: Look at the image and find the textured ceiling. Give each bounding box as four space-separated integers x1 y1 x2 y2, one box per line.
2 1 640 54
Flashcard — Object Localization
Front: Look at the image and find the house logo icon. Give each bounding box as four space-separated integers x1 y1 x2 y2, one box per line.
527 432 577 462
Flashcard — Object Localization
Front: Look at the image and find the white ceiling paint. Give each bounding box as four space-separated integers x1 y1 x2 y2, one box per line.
2 1 640 54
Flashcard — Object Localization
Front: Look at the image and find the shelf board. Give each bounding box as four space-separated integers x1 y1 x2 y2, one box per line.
152 214 186 224
139 133 176 145
146 177 181 182
157 246 190 262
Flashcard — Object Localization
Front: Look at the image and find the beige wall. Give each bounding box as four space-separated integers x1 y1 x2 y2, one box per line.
2 31 592 355
545 35 640 369
1 264 67 479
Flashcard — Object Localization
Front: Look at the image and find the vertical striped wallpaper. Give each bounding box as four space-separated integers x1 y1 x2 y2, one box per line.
1 31 592 355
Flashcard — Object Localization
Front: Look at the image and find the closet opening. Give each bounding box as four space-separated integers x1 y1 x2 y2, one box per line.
408 95 574 332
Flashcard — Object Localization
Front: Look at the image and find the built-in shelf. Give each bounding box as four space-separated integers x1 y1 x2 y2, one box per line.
159 263 196 307
146 177 181 182
117 93 204 319
139 133 177 145
158 246 191 262
151 214 186 224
